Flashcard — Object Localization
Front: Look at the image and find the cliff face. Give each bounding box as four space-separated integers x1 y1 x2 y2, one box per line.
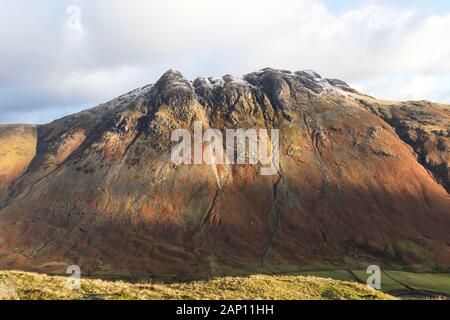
0 125 37 203
0 68 449 276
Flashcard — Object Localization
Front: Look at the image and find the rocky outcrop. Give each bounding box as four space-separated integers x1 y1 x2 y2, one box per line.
0 125 37 203
361 100 450 193
0 69 449 277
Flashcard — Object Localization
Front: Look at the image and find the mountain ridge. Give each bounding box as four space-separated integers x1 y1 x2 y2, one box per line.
0 68 449 276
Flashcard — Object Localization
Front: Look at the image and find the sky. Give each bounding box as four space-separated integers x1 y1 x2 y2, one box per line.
1 0 450 124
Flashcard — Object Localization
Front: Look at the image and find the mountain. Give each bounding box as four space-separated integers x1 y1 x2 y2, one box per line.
0 68 449 277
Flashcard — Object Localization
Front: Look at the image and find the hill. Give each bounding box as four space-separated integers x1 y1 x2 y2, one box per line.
0 270 394 300
0 68 449 276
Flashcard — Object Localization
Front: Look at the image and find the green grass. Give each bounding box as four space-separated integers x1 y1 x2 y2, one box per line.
384 271 450 296
349 270 407 292
393 240 436 269
0 271 394 300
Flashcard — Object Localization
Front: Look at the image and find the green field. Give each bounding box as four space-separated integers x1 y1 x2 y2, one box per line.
299 269 450 298
349 270 406 292
383 271 450 296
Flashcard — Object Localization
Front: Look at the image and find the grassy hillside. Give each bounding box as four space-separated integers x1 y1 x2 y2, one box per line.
0 271 394 300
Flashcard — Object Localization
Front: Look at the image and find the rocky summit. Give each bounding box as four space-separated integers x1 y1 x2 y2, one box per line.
0 68 449 277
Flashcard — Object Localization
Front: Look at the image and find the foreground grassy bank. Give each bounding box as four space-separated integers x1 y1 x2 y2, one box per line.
0 271 394 300
298 270 450 298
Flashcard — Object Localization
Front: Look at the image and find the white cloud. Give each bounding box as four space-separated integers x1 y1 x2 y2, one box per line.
0 0 449 123
354 74 450 103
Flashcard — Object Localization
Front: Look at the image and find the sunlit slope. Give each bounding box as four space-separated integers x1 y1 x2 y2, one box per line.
0 271 394 300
